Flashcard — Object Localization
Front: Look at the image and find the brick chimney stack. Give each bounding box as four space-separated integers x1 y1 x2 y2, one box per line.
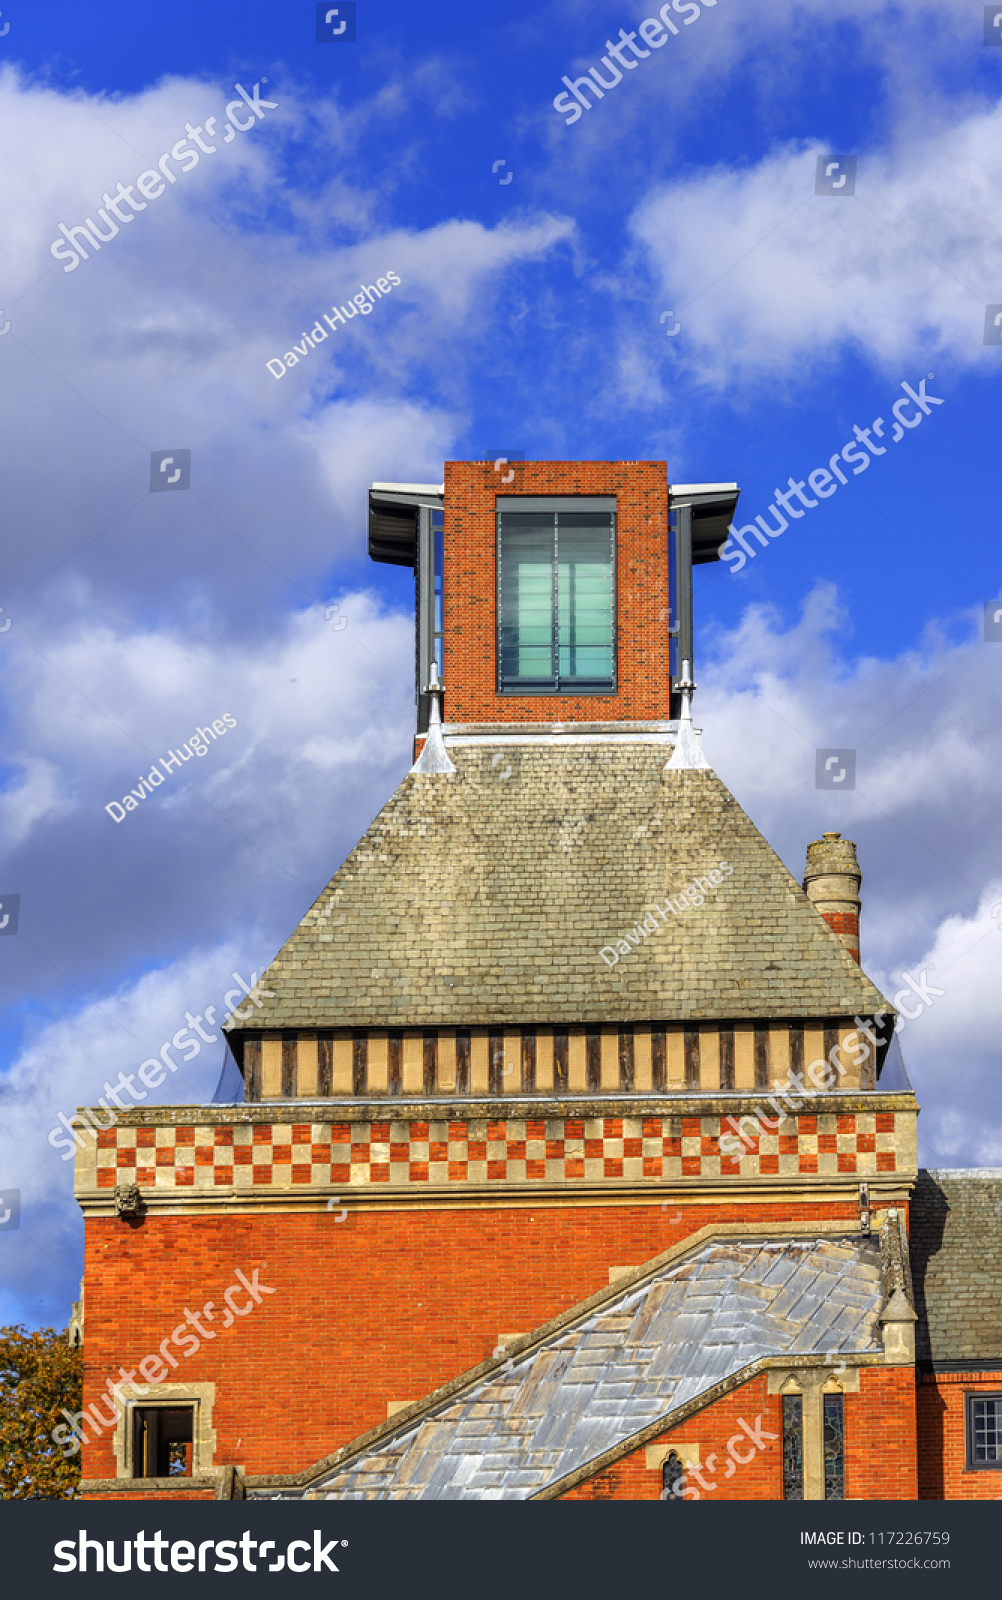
803 831 861 963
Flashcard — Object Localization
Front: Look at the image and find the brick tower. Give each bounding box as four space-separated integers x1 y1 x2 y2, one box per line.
72 460 923 1502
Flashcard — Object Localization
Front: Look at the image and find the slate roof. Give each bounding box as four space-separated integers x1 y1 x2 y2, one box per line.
910 1169 1002 1367
226 744 889 1032
286 1234 883 1501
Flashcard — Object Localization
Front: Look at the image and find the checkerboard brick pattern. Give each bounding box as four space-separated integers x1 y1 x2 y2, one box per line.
94 1111 904 1190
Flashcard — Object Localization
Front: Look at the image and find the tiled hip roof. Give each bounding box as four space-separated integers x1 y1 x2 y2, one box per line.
227 749 889 1031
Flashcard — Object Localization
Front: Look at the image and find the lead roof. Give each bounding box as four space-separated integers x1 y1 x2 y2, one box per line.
290 1235 883 1501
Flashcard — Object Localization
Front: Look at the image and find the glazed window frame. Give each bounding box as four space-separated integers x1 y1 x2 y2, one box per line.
966 1392 1002 1469
496 498 617 695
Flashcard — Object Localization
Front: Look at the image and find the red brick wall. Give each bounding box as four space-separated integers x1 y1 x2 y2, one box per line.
562 1366 916 1501
918 1372 1002 1499
79 1197 861 1489
444 460 671 724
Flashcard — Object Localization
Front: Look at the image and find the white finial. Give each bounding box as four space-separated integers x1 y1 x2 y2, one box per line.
411 659 456 774
666 657 711 771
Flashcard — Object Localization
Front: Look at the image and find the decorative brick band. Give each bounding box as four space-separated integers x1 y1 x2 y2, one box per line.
91 1110 907 1192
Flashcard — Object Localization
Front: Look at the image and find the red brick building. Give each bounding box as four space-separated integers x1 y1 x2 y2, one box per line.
68 460 1000 1501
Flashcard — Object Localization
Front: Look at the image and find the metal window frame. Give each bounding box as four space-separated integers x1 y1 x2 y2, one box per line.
966 1392 1002 1469
496 501 617 696
416 507 444 732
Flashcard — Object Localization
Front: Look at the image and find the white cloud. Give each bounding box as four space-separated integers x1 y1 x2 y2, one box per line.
0 585 415 858
629 99 1002 388
0 61 573 610
0 756 75 847
698 581 1002 1166
877 887 1002 1166
0 937 255 1326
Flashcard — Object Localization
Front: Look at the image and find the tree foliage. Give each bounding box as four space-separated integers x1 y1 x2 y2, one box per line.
0 1324 83 1498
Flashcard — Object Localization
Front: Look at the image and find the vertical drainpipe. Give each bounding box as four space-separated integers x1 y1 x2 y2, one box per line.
417 505 434 734
672 500 693 720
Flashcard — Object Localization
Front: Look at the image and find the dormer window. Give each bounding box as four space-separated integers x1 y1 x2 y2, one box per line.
496 498 616 694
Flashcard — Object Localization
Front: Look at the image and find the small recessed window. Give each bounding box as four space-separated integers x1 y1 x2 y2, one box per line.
497 502 616 694
967 1394 1002 1468
132 1405 194 1478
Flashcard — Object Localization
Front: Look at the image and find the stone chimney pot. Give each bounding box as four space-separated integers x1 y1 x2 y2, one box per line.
803 830 861 963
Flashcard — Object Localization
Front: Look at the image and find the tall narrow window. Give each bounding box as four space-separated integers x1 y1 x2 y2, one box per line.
967 1395 1002 1468
661 1451 685 1501
823 1393 845 1499
497 503 616 693
782 1394 804 1499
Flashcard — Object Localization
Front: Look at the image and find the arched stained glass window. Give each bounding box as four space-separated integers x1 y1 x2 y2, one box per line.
782 1393 804 1499
661 1450 685 1501
823 1393 845 1499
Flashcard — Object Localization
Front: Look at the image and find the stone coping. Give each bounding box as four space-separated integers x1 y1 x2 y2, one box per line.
72 1091 919 1127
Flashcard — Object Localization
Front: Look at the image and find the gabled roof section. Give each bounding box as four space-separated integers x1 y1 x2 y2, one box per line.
267 1231 882 1501
226 746 889 1031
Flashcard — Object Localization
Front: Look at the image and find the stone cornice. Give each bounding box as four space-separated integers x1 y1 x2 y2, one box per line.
70 1090 919 1128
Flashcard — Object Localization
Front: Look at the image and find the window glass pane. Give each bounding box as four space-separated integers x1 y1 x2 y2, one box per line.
497 509 615 691
823 1394 845 1499
782 1394 804 1500
498 514 554 687
556 514 614 685
661 1451 685 1501
972 1397 1002 1463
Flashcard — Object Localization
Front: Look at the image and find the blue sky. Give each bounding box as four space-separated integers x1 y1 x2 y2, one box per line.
1 0 1001 1327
